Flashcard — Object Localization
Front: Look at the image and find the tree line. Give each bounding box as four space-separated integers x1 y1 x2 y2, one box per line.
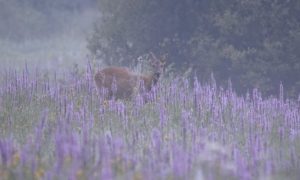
88 0 300 97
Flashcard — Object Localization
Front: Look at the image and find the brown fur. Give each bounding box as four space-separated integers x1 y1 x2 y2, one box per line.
95 67 157 100
94 53 166 100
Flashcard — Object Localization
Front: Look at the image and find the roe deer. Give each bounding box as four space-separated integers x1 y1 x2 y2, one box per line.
94 52 166 100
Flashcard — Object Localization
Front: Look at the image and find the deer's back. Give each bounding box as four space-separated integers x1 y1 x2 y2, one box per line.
95 67 137 99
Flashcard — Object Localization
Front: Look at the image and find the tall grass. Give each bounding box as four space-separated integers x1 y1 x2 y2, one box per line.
0 63 299 180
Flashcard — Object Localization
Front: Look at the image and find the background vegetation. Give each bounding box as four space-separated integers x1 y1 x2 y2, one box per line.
88 0 300 97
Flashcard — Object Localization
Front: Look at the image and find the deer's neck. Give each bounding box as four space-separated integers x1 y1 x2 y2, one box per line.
136 72 161 91
150 72 160 85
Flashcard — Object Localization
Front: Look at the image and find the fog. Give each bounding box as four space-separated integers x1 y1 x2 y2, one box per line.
0 0 98 72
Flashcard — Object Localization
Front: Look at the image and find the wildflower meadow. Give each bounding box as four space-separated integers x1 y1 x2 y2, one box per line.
0 62 299 180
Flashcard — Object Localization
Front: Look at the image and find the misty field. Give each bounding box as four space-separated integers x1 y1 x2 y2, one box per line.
0 63 299 180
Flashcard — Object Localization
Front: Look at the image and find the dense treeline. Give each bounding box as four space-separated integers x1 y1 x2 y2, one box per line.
88 0 300 97
0 0 96 40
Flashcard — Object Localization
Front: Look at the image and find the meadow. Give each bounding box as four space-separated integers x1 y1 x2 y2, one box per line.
0 62 299 180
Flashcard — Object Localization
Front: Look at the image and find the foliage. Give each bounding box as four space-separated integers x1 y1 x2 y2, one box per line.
0 64 300 179
88 0 300 97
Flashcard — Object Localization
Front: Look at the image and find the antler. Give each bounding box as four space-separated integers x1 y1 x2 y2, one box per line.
161 53 167 65
149 52 168 68
149 52 159 67
150 52 158 61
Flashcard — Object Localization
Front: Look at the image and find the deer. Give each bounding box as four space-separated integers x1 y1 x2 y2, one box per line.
94 52 166 101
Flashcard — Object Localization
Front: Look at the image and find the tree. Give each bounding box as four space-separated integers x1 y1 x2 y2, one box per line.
88 0 300 97
87 0 198 66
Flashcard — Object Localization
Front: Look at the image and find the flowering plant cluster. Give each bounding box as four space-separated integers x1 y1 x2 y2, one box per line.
0 64 299 179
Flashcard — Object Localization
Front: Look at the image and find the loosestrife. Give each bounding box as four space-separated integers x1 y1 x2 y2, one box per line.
0 65 299 179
